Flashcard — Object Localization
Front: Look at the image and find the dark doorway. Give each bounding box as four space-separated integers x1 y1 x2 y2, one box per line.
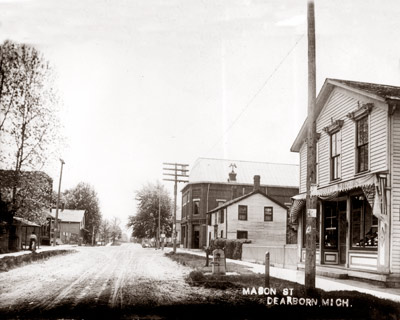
193 225 200 249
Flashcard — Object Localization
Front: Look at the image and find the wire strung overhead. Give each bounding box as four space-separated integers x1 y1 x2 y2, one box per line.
206 33 305 155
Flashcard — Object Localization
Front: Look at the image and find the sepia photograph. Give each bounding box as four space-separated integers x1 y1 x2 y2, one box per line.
0 0 400 319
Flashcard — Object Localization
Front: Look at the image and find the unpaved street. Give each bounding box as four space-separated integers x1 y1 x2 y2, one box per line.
0 244 225 318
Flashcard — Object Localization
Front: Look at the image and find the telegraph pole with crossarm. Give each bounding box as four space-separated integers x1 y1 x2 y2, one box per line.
162 163 189 253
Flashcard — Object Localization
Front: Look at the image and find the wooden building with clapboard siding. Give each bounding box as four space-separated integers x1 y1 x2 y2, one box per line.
290 78 400 287
181 158 299 249
206 175 288 246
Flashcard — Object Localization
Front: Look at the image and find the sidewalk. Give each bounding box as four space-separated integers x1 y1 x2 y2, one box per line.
176 248 400 303
0 244 78 258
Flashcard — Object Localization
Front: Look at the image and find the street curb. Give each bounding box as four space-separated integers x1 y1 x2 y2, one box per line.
0 249 75 272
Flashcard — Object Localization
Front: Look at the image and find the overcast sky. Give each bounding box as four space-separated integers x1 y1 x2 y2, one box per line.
1 0 400 229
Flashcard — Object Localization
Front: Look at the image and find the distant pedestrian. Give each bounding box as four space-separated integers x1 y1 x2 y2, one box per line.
29 231 37 252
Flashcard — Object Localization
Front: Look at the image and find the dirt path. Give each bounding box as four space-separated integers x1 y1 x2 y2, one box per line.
0 244 221 317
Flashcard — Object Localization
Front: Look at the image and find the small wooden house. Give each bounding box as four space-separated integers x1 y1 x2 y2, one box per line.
290 78 400 286
49 209 86 244
206 176 288 246
181 158 299 249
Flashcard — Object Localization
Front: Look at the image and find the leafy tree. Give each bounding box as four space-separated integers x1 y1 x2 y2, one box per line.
63 182 102 244
98 217 122 245
0 40 61 216
127 182 173 239
110 216 122 244
99 218 110 245
0 169 52 224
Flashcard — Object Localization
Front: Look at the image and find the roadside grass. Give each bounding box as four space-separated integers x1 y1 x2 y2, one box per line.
0 249 75 272
165 251 400 320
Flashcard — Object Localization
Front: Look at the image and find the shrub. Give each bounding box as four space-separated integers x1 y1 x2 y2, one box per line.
187 270 205 283
209 239 246 260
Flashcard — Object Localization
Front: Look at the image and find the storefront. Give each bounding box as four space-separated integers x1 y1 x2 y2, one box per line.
291 173 388 274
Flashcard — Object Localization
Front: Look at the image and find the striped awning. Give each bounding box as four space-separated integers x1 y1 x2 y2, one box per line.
289 195 306 225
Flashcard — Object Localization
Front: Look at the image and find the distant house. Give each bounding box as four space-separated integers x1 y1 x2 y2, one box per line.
49 209 86 244
207 176 288 246
0 170 52 252
290 78 400 286
180 158 299 249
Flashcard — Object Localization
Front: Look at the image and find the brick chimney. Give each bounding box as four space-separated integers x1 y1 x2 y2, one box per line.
229 171 237 182
253 175 261 191
228 163 237 182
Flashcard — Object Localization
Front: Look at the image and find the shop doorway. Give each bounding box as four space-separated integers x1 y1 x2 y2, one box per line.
323 200 347 265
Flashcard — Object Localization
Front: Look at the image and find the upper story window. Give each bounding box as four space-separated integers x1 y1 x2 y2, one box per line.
330 130 341 180
323 120 343 182
238 205 248 220
193 200 200 215
356 116 369 173
347 102 373 174
264 207 273 221
219 209 224 224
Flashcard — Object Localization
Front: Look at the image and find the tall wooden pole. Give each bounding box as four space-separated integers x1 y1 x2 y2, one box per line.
173 164 177 253
53 159 65 246
305 0 317 290
158 188 161 250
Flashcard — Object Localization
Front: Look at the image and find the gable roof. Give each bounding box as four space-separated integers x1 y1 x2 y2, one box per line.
207 189 288 214
50 209 85 223
290 78 400 152
189 158 299 188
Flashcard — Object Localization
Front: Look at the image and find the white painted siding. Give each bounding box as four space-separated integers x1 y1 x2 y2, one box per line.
300 143 307 193
316 89 388 188
391 109 400 273
226 193 286 245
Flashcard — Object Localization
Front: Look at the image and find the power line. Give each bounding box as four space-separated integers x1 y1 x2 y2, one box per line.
206 33 305 155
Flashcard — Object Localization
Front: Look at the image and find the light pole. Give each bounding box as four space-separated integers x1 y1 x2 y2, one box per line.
53 159 65 246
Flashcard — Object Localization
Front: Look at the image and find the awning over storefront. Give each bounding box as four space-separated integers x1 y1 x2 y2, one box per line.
289 194 306 225
289 172 388 227
310 173 375 197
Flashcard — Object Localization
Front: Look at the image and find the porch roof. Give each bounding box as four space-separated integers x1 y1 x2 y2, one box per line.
13 217 40 227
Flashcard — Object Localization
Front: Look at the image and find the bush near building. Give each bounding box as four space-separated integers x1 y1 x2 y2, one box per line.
209 239 249 260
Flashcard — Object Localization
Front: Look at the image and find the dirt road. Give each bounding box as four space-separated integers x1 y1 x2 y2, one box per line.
0 244 224 318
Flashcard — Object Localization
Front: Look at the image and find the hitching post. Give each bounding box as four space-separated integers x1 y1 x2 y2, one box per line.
265 251 270 288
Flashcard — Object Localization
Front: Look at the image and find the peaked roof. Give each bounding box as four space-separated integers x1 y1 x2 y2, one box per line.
207 189 287 214
189 158 299 188
50 209 85 223
291 78 400 152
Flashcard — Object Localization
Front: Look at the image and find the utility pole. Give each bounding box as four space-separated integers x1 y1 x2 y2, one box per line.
305 0 317 290
53 159 65 246
163 162 189 253
158 188 161 250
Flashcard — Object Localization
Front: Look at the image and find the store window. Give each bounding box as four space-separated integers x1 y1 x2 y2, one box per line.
351 195 378 249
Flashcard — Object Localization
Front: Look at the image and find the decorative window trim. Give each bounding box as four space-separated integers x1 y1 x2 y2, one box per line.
347 102 374 121
323 119 344 135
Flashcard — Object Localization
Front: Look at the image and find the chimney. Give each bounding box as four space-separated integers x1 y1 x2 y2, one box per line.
228 171 237 182
228 163 237 182
253 175 261 191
